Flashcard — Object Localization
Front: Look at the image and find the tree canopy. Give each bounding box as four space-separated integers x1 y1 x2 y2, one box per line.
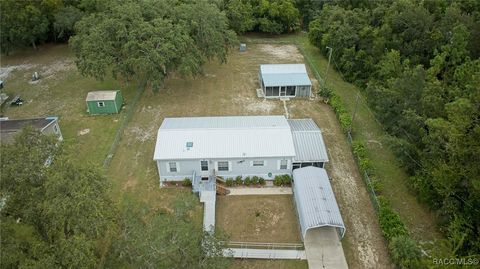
223 0 300 34
0 128 116 268
70 0 237 90
1 128 230 268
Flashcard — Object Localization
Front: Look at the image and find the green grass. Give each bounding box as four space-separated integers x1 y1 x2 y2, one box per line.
294 34 441 241
216 195 302 243
1 44 136 166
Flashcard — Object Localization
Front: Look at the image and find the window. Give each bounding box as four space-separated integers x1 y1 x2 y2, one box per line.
280 160 288 169
97 101 105 107
201 160 208 171
169 162 177 172
252 160 264 167
218 161 229 171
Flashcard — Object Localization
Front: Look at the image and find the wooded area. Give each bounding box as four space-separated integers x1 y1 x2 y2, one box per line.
307 0 480 259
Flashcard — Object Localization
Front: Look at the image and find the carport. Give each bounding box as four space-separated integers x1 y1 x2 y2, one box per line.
292 166 348 269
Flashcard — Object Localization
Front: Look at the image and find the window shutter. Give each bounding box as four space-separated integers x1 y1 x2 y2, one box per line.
176 162 180 172
228 161 232 171
277 160 281 170
250 161 253 167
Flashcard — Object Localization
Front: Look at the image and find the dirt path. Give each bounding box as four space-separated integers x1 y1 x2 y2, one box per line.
289 100 394 269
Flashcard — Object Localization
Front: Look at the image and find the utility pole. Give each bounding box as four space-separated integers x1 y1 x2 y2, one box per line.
349 93 360 135
324 46 333 88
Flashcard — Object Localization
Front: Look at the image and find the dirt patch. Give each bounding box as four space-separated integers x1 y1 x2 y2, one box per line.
40 59 75 79
0 64 37 80
128 126 155 143
78 128 90 136
122 177 138 191
259 44 303 61
245 99 277 113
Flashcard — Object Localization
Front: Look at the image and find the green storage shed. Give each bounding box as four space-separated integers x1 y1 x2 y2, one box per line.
86 90 123 115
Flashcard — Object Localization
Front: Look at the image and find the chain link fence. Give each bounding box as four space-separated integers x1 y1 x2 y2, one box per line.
103 81 146 168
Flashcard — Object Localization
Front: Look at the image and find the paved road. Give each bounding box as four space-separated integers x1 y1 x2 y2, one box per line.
304 227 349 269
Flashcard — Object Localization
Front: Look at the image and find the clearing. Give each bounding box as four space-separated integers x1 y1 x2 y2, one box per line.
2 36 398 269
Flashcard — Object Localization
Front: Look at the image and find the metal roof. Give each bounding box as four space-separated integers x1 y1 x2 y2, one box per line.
260 64 312 87
86 91 118 101
293 167 345 240
0 117 57 144
153 116 296 160
288 119 329 162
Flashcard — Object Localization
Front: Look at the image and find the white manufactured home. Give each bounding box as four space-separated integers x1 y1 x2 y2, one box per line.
153 115 328 186
259 64 312 98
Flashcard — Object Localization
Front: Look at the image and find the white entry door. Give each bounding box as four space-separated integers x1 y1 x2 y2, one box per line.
280 86 287 96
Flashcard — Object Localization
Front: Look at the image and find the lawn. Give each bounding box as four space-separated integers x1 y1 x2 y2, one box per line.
0 44 136 165
216 195 301 243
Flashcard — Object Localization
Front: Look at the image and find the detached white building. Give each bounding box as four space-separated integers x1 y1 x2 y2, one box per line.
153 115 328 186
259 64 312 98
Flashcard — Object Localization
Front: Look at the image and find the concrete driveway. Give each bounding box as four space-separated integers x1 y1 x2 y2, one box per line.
304 227 349 269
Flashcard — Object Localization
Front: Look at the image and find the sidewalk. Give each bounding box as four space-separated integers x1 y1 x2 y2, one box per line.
227 187 292 195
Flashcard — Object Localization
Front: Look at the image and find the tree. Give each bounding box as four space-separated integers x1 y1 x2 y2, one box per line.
114 194 231 269
0 0 49 53
389 236 422 269
70 0 236 91
225 0 256 34
53 6 84 41
0 128 117 268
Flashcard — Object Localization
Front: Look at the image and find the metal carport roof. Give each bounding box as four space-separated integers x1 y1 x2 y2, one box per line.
293 167 345 241
288 119 329 162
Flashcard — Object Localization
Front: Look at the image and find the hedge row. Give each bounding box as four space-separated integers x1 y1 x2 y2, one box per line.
273 174 291 186
225 176 265 187
318 87 352 133
351 140 422 268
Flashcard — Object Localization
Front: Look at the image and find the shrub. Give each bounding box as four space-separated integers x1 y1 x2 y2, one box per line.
273 176 283 186
369 176 383 194
318 86 333 99
258 177 265 185
182 178 192 187
251 176 259 185
281 174 292 185
235 176 243 185
389 235 421 269
244 176 251 186
378 197 408 241
225 178 234 187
